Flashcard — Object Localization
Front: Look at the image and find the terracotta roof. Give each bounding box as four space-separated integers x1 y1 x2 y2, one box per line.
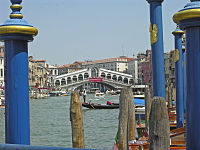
58 64 71 68
82 57 133 65
58 63 82 69
31 60 46 62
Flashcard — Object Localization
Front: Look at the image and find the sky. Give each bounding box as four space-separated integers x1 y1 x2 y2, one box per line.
0 0 188 65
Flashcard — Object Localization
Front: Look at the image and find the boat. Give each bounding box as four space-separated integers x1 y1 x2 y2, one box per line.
60 93 70 96
132 85 146 99
95 92 105 98
49 90 69 97
135 106 145 120
82 102 119 109
133 91 145 99
134 98 145 106
82 102 145 118
109 90 119 95
111 92 118 95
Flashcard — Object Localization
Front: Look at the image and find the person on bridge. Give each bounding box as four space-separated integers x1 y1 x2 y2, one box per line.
83 90 87 103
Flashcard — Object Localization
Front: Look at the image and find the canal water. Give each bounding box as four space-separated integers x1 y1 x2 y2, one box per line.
0 94 120 150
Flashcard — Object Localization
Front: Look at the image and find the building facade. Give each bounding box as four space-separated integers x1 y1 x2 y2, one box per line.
128 59 138 84
58 61 83 75
141 60 152 85
0 45 4 87
48 65 59 87
82 56 133 73
28 57 49 88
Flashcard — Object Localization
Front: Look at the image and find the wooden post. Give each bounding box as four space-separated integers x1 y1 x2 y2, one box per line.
128 88 135 141
149 84 153 99
149 97 170 150
70 91 85 148
145 85 152 133
118 87 129 150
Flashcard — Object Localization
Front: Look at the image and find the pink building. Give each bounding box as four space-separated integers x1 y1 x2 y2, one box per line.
141 59 152 85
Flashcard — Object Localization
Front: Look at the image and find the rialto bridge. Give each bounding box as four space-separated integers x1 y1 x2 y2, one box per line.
54 67 134 90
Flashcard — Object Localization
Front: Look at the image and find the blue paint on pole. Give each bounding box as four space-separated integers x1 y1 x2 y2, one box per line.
182 47 186 113
173 0 200 149
0 0 37 145
146 0 166 98
172 27 184 128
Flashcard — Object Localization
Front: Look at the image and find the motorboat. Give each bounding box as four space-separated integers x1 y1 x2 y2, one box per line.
95 92 105 98
133 91 145 99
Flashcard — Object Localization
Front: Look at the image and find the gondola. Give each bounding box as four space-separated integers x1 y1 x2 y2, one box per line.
82 102 119 109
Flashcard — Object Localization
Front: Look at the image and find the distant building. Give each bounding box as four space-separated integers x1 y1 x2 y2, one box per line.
128 58 138 84
82 56 133 73
58 61 83 75
137 50 151 84
141 60 152 85
164 52 171 83
48 65 59 87
28 57 49 88
0 45 4 87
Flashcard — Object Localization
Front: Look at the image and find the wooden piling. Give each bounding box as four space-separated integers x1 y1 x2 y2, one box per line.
70 91 85 148
128 88 135 141
145 85 152 133
118 87 129 150
149 97 170 150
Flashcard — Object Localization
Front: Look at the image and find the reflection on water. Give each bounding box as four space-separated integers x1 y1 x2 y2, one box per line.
0 94 120 150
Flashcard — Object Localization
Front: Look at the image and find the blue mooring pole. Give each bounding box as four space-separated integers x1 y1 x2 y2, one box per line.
182 47 186 113
146 0 165 98
173 0 200 149
172 27 184 128
0 0 38 144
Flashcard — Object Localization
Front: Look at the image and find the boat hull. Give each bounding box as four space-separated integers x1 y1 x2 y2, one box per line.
82 103 119 109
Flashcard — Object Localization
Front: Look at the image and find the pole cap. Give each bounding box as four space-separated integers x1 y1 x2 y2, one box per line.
146 0 164 3
172 26 184 35
0 0 38 37
173 0 200 24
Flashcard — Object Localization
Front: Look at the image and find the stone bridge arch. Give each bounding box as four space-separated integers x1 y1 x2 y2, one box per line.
54 68 133 89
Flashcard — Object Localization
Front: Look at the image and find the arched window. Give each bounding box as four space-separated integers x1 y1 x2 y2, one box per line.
118 76 122 82
67 77 72 84
61 78 66 85
55 80 60 86
112 75 117 81
84 73 89 79
101 72 106 78
129 79 134 85
107 74 111 79
124 78 128 84
73 76 77 82
78 74 83 81
91 68 98 77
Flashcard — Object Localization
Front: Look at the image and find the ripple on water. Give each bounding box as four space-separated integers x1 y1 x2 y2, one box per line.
0 94 120 150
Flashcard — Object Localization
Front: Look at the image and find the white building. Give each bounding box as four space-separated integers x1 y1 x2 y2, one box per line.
48 65 59 87
127 58 138 84
0 46 4 87
82 56 133 73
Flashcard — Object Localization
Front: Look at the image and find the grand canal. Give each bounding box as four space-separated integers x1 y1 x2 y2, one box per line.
0 94 120 150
